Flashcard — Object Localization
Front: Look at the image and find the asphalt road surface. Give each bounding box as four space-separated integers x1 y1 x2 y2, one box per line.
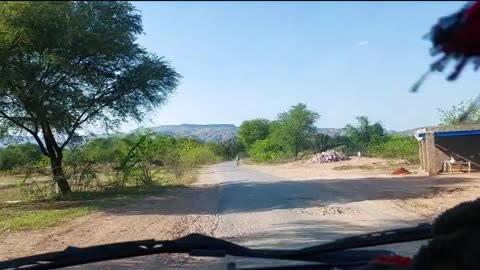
65 161 428 270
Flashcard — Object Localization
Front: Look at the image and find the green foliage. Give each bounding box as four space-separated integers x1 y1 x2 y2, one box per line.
328 135 360 156
18 180 57 202
73 137 129 164
206 138 244 160
0 143 43 171
437 99 480 126
237 119 271 148
276 103 320 160
345 116 386 151
160 138 221 179
368 135 419 163
248 137 288 162
0 1 181 193
240 104 320 162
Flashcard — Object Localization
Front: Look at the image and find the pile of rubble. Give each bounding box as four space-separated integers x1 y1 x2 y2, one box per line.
307 150 349 164
291 206 361 216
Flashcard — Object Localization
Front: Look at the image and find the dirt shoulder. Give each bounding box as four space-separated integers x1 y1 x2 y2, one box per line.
0 174 220 262
244 157 480 221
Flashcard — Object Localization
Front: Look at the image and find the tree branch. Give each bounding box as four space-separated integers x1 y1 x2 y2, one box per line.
0 110 36 135
59 87 133 150
0 110 49 157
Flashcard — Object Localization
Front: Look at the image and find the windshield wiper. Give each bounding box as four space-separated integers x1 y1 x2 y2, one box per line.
287 222 433 257
0 223 432 270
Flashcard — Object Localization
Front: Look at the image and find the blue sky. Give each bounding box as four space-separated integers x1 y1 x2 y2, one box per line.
121 1 479 132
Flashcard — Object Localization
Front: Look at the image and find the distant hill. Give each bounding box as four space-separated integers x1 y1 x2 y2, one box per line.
0 124 429 147
134 124 238 142
138 125 425 142
316 127 426 137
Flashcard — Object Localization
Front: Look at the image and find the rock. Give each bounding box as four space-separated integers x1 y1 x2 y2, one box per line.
307 150 349 164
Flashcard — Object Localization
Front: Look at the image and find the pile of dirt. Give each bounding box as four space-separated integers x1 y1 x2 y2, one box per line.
307 150 349 164
392 167 412 175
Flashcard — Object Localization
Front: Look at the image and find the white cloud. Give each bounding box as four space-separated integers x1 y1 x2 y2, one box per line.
354 41 369 47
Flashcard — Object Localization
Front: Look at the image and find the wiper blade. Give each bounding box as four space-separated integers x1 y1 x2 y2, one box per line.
0 223 432 270
287 223 433 257
0 234 249 270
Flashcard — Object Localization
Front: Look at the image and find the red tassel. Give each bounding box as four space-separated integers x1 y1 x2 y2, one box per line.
372 255 413 266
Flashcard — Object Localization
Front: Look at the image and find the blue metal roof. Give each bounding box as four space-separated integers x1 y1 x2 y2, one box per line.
416 129 480 138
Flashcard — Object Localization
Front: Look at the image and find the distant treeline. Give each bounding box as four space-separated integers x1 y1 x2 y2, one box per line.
237 104 419 163
0 104 420 176
0 133 242 177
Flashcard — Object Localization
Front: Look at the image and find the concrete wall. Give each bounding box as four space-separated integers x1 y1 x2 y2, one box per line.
425 133 438 175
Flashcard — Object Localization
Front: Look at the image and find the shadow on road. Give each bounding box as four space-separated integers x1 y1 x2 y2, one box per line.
102 174 476 216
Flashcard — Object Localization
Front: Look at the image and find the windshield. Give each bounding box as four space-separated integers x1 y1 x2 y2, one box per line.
0 1 479 270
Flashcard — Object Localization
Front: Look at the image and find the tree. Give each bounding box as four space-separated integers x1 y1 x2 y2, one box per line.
276 103 320 160
437 99 480 126
345 116 385 149
310 133 331 153
0 2 181 193
237 119 271 149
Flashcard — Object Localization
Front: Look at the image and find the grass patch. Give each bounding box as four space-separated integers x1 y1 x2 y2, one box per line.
0 170 197 233
0 206 92 232
0 183 170 233
0 185 21 202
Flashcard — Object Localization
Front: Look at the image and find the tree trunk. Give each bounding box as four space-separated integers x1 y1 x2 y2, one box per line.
50 156 71 194
40 122 71 194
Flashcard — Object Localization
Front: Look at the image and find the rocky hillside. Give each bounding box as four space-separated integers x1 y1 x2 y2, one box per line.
134 124 238 142
0 124 427 147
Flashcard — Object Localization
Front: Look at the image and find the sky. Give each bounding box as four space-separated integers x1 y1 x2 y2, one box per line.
119 1 479 132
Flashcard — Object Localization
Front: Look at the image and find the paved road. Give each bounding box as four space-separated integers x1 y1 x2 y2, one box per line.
67 161 428 270
186 161 427 269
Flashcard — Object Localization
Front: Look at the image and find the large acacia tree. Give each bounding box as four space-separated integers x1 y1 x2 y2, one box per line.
276 103 320 160
0 2 181 194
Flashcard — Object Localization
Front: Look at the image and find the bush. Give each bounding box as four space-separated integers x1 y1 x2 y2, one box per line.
18 179 57 201
248 138 288 162
74 137 129 165
4 133 227 193
368 135 419 163
0 143 43 172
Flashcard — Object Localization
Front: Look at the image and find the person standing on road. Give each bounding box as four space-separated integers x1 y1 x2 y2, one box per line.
236 155 240 166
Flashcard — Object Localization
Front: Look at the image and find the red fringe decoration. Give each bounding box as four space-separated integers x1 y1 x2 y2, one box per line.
412 1 480 92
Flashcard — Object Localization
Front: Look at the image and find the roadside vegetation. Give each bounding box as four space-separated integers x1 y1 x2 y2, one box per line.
239 104 420 164
0 132 239 232
437 99 480 126
0 1 245 232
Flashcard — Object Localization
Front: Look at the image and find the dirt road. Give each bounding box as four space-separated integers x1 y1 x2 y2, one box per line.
2 160 478 269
